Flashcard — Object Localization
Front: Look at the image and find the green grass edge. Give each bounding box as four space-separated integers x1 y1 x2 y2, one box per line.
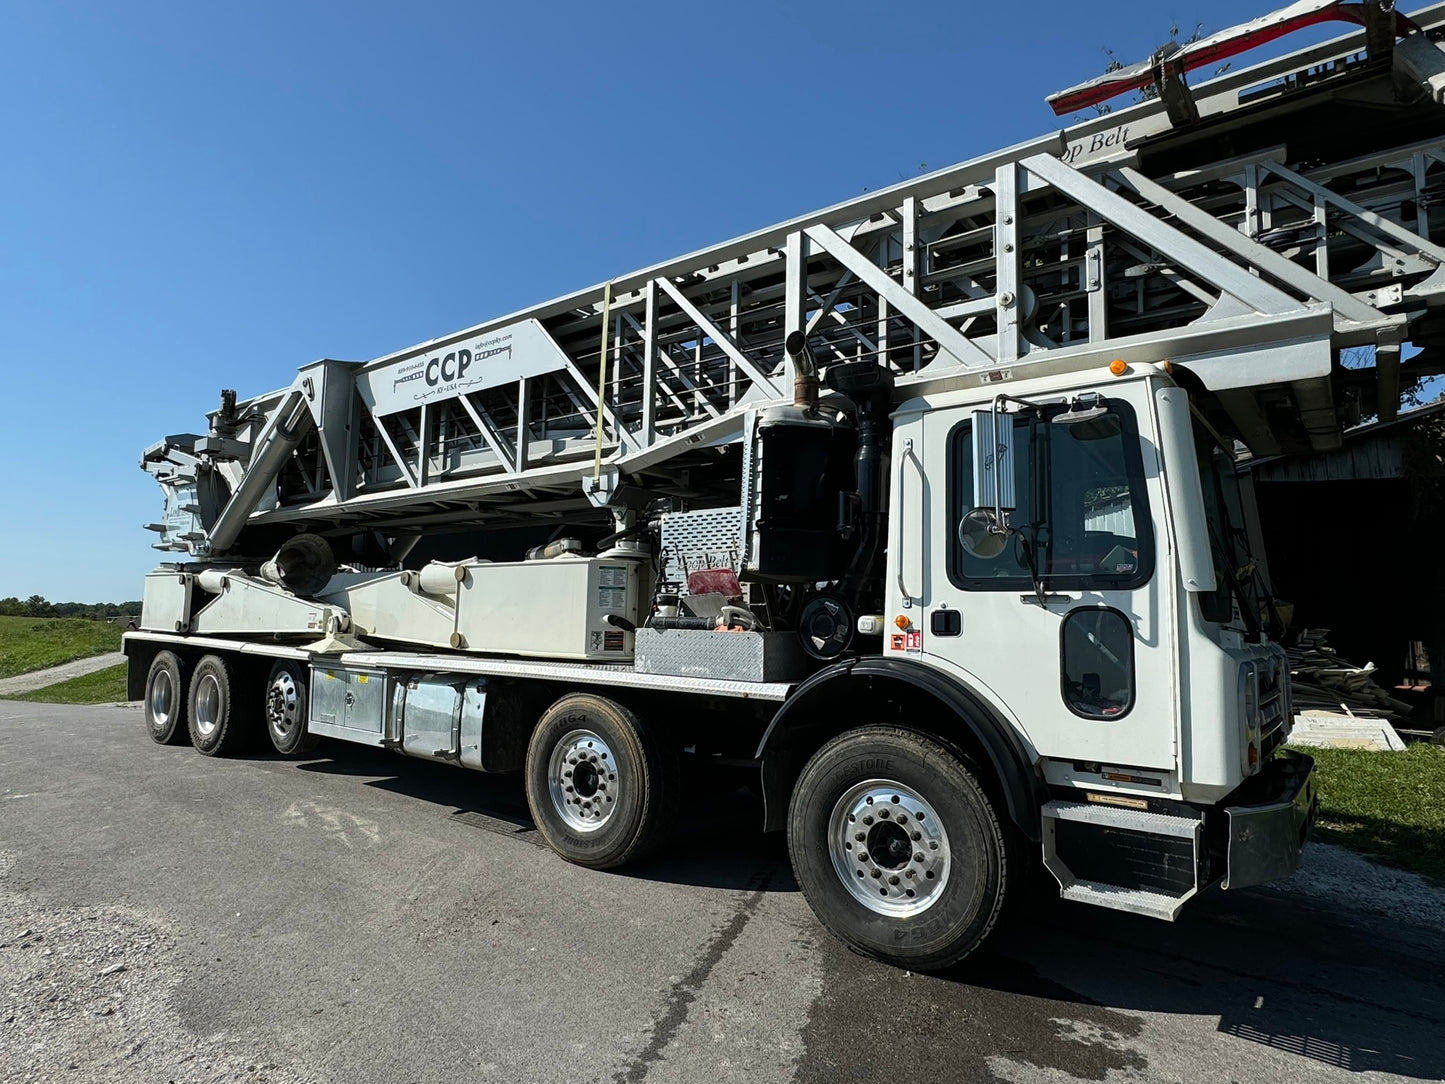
1291 742 1445 885
7 664 131 705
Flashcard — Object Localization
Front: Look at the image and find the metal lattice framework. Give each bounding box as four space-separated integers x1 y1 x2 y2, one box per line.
144 3 1445 556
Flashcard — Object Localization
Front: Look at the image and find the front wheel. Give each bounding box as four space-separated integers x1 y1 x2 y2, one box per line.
787 726 1009 971
524 693 677 869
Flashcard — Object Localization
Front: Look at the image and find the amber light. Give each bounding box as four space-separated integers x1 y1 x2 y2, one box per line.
894 615 910 630
1109 359 1128 376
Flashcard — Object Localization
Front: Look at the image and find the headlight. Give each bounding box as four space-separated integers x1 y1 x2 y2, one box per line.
1238 662 1261 775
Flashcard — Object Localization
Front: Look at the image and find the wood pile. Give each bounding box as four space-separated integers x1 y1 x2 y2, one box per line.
1287 629 1415 722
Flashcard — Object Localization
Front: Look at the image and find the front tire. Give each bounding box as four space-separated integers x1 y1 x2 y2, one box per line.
787 726 1009 971
188 654 254 757
143 651 189 745
264 661 318 755
524 693 677 869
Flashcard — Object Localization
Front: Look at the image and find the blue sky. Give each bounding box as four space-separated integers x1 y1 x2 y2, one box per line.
0 1 1406 601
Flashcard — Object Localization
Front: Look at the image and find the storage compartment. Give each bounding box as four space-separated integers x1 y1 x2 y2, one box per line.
309 667 387 743
454 557 645 660
634 628 809 682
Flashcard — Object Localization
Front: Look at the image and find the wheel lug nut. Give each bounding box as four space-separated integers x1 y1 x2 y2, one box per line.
857 852 868 863
914 852 925 862
854 832 865 842
565 786 574 793
911 831 922 841
930 841 939 850
871 869 881 879
905 869 916 879
863 816 874 825
888 876 900 886
897 814 908 825
879 809 890 819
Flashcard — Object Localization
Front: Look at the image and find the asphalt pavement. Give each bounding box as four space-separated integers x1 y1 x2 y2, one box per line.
1 700 1441 1084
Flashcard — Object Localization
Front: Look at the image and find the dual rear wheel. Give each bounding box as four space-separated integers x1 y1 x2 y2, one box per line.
142 651 316 757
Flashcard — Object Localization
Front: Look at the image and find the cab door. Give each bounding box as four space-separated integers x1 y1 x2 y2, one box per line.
899 383 1176 771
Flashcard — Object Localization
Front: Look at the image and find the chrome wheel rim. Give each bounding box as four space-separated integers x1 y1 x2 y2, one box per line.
828 779 950 916
266 670 301 741
193 673 222 738
547 730 617 833
148 670 174 732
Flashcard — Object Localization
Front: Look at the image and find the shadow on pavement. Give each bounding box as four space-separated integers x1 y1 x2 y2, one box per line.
289 741 795 892
281 742 1443 1078
961 888 1444 1079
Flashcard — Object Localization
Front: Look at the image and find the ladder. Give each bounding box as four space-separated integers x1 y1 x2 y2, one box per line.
144 1 1445 557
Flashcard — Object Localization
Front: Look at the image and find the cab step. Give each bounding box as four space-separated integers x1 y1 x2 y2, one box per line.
1042 799 1205 921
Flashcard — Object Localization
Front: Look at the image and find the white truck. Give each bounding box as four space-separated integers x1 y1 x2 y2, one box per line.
127 1 1445 969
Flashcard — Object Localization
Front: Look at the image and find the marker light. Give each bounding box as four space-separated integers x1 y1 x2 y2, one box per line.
1109 359 1128 376
894 615 910 630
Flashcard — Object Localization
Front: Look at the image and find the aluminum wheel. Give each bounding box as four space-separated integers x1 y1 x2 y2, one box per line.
266 669 302 743
828 779 950 917
192 672 223 739
547 730 618 833
149 669 175 730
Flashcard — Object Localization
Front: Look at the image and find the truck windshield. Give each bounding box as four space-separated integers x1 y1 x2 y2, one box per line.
1194 430 1264 631
947 400 1154 592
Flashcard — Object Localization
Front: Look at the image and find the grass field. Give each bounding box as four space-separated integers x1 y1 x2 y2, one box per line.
9 663 129 705
0 616 122 678
1296 742 1445 883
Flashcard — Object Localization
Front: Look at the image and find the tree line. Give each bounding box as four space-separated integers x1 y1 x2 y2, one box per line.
0 596 141 619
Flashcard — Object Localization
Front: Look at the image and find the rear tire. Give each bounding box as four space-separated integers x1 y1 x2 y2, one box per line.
188 654 254 757
143 651 189 745
787 726 1009 971
524 693 677 869
264 661 318 755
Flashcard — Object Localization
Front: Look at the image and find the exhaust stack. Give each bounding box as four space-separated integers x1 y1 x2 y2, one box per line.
784 330 819 411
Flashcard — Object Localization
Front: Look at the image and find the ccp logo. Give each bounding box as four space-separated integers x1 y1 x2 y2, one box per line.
425 348 472 386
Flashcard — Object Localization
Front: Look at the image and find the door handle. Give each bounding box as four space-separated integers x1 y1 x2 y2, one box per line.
894 438 916 606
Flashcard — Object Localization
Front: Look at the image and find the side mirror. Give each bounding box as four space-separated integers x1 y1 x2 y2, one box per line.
959 507 1011 560
973 408 1015 513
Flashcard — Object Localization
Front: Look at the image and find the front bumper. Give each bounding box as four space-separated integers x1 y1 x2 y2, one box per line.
1221 749 1318 890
